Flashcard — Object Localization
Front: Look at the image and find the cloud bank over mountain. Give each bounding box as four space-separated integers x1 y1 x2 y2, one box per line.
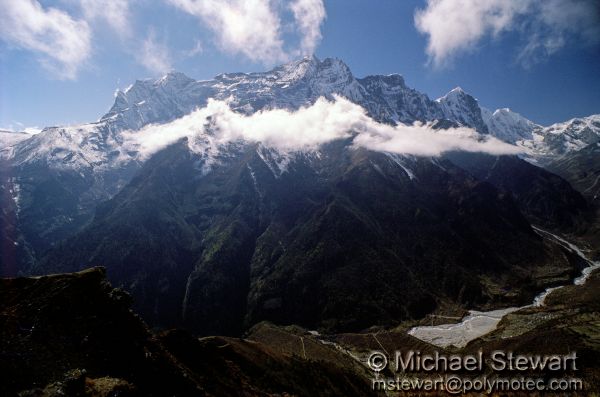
123 95 521 162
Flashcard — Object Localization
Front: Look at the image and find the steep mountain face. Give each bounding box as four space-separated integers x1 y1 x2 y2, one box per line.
3 55 596 337
104 71 204 131
445 153 590 231
102 56 444 130
39 137 581 336
0 158 36 277
435 87 489 134
357 74 443 123
521 115 600 161
433 97 594 230
546 142 600 201
436 93 600 178
481 107 540 143
4 123 139 270
0 56 498 274
519 116 600 205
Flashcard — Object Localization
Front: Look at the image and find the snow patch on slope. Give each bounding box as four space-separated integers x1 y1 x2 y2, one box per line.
385 153 417 180
0 130 32 158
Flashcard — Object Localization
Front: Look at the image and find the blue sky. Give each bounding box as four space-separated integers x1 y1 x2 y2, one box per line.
1 0 599 130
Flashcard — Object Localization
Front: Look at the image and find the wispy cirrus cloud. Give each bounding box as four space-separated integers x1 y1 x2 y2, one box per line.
166 0 286 64
166 0 326 64
290 0 327 56
0 0 92 80
137 30 173 74
185 40 204 58
0 121 41 135
516 0 600 68
79 0 132 36
415 0 600 68
0 0 134 79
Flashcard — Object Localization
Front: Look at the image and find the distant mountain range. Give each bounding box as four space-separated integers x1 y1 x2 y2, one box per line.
0 56 597 336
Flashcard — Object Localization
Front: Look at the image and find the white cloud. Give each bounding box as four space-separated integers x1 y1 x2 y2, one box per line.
0 0 91 79
414 0 529 68
185 40 204 57
23 127 42 135
289 0 327 56
0 122 41 135
166 0 326 64
353 121 519 157
138 31 173 74
414 0 600 68
79 0 132 36
167 0 286 64
517 0 600 67
537 0 600 43
123 96 521 164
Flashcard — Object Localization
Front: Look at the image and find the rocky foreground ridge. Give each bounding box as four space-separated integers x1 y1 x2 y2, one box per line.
2 266 599 396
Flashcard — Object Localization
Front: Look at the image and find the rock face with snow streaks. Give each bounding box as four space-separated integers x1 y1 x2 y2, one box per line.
1 56 594 337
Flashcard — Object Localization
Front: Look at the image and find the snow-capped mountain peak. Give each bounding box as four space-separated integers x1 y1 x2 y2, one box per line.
436 87 488 134
442 86 466 98
101 71 200 131
3 56 600 271
157 71 195 86
7 56 599 178
531 114 600 155
481 107 540 143
271 54 320 82
494 107 511 115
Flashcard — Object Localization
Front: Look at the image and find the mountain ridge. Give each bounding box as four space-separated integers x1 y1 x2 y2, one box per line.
1 57 594 262
4 56 597 171
1 56 595 338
